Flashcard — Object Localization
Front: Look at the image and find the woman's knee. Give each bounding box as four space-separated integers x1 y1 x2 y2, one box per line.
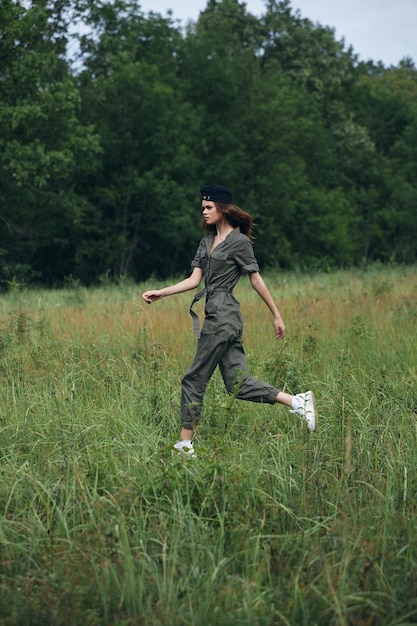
223 370 247 395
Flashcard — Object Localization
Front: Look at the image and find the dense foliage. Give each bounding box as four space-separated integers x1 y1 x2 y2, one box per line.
1 0 417 286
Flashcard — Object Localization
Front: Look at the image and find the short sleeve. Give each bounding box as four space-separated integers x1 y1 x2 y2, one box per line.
191 238 206 268
234 237 259 274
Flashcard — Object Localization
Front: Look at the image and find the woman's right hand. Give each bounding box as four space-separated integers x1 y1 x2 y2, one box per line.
142 290 163 304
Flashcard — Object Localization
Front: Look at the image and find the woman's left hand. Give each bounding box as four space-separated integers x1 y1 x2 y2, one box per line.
274 317 286 340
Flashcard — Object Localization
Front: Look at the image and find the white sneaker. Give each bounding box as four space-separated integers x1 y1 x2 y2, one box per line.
173 440 196 457
290 391 316 432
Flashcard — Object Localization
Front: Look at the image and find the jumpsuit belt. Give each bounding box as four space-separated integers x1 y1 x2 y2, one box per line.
190 287 232 337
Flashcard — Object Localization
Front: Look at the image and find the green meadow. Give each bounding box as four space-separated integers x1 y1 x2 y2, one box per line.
0 265 416 625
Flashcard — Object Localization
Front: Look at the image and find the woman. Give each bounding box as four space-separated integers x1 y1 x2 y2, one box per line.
142 184 316 455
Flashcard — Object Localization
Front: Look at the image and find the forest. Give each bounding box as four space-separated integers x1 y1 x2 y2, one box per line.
1 0 416 287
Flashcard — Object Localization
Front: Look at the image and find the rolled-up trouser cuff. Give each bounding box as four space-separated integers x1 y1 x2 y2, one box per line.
181 402 201 430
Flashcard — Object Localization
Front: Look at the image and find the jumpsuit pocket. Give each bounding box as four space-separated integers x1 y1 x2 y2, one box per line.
209 250 229 272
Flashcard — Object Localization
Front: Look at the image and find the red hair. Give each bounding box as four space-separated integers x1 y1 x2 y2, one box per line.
201 203 255 241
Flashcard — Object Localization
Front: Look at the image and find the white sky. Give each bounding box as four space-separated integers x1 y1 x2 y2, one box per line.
137 0 417 66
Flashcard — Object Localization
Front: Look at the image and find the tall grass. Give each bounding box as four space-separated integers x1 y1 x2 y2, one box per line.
0 266 416 625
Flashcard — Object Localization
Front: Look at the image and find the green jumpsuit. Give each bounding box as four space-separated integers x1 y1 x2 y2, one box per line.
181 227 280 430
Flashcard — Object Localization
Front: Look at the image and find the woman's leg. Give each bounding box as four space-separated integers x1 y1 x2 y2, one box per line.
180 427 193 442
219 336 316 431
219 335 279 404
180 332 230 438
275 391 293 407
179 334 316 446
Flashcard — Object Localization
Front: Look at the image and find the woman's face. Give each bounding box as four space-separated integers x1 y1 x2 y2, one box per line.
201 201 224 226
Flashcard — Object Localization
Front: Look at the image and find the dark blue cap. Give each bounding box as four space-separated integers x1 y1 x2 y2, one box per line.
200 184 232 204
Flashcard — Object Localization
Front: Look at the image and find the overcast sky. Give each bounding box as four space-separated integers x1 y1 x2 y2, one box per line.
137 0 417 67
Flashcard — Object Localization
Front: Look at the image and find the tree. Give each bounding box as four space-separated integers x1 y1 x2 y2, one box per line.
347 60 417 262
181 0 358 268
0 0 100 286
1 0 416 286
75 2 203 281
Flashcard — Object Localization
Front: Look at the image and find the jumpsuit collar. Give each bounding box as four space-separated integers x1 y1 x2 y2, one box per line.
206 226 240 253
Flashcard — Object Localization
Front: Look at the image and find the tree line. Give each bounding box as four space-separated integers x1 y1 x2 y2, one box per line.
1 0 416 287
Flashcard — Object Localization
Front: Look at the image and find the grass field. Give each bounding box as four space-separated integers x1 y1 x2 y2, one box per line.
0 265 416 625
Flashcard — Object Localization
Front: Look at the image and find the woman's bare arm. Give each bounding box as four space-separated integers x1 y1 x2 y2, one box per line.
249 271 286 340
142 267 203 303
